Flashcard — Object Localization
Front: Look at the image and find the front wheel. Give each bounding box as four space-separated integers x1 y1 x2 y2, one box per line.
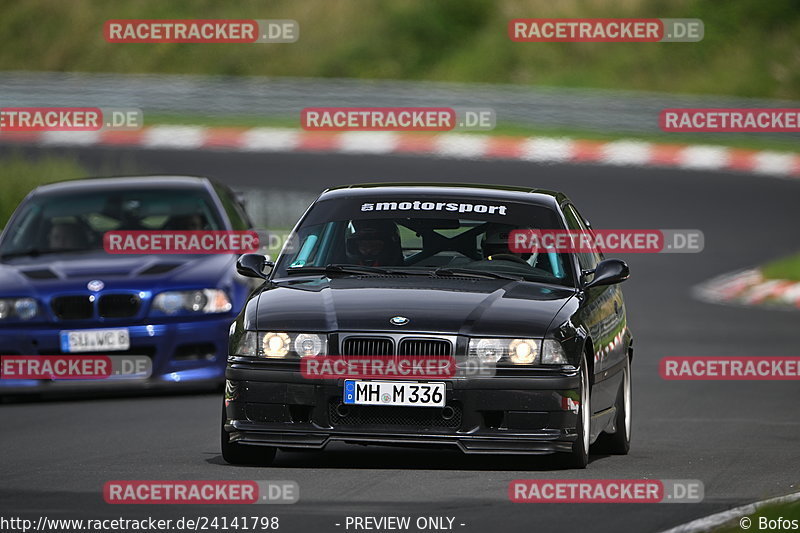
221 404 277 466
563 354 591 469
595 357 631 455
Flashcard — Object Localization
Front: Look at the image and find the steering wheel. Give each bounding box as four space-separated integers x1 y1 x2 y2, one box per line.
488 253 529 265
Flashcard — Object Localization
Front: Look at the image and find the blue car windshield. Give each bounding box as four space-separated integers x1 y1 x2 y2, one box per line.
274 197 577 287
0 188 224 257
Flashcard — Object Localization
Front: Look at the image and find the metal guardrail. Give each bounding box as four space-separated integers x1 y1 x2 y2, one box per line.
1 71 798 140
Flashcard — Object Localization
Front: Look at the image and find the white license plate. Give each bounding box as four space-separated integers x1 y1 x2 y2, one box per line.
60 328 130 353
343 380 446 408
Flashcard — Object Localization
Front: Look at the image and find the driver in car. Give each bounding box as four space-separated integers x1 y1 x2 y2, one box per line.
346 219 404 267
48 221 89 251
481 224 533 265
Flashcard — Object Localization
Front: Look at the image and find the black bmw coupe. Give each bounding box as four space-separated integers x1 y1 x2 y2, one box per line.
223 183 632 468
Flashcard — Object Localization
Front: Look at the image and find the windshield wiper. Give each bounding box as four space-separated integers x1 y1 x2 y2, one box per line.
431 267 523 281
286 264 407 276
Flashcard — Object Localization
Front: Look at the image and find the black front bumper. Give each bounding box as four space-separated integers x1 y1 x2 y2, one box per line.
223 366 582 455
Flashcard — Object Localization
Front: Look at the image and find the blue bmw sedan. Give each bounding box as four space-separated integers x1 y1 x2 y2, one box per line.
0 176 255 394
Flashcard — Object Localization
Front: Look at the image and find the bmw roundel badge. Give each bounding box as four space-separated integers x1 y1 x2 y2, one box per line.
390 316 409 326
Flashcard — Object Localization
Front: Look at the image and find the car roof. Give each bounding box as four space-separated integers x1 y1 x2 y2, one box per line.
30 176 214 197
320 183 569 208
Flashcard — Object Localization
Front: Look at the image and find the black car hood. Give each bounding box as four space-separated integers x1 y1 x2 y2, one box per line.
257 275 576 337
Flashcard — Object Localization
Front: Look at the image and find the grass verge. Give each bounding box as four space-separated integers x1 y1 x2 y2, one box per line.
761 254 800 282
714 498 800 532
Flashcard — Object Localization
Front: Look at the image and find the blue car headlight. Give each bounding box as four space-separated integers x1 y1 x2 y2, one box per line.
152 289 232 315
0 298 39 321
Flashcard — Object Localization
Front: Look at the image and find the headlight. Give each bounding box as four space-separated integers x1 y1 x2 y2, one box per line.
509 338 538 364
469 338 507 363
468 338 543 365
541 339 568 364
294 333 325 357
153 289 231 315
0 298 38 321
248 332 327 359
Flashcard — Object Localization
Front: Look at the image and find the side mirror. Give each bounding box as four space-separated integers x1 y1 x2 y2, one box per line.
237 254 273 279
583 258 629 289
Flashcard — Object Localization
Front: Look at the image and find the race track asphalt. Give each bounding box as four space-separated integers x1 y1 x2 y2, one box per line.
1 145 799 532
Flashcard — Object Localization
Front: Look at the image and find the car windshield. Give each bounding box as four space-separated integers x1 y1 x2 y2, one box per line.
0 187 224 258
274 196 576 286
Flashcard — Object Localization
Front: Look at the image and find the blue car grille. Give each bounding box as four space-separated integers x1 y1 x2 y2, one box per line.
51 295 93 320
98 294 141 318
51 293 141 320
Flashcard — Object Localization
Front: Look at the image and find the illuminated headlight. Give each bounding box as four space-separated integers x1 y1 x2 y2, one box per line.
468 338 544 365
0 298 38 320
541 339 568 365
509 339 539 365
153 289 231 315
262 332 291 358
241 332 328 359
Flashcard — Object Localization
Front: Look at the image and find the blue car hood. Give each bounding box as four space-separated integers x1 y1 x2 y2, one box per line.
0 251 236 296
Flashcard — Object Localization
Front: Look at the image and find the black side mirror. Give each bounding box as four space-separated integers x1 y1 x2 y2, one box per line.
583 258 629 289
237 254 273 279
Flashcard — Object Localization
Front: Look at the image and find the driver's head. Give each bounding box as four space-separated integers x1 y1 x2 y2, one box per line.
481 224 530 261
48 221 87 251
170 213 205 231
346 219 402 266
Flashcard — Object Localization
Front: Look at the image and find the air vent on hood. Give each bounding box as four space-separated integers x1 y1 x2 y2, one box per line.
21 269 58 280
140 263 182 275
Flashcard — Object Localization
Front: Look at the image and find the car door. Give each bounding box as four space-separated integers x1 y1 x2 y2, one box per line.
562 203 627 413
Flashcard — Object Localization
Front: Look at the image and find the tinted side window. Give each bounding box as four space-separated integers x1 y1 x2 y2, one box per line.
562 204 600 272
213 185 251 230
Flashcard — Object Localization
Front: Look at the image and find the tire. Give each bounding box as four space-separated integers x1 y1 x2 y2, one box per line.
564 354 591 469
221 404 277 466
595 357 632 455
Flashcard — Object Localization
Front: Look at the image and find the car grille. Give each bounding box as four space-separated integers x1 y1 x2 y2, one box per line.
341 337 394 356
398 338 451 356
98 294 141 318
51 293 141 320
340 337 454 356
329 401 462 429
51 295 93 320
